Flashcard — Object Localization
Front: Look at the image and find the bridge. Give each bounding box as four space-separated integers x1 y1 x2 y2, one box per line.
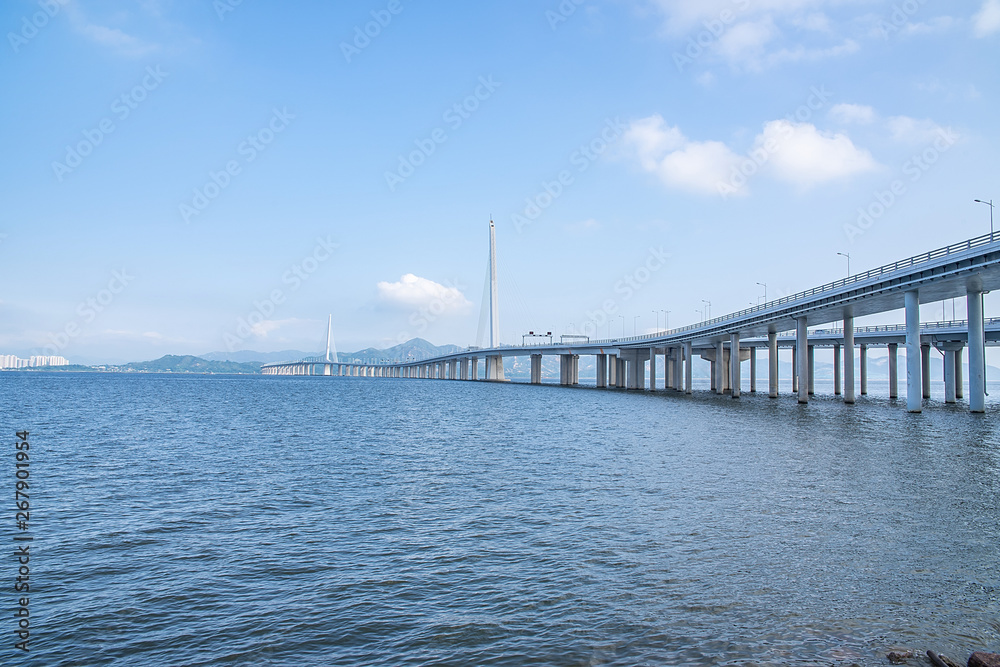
263 230 1000 414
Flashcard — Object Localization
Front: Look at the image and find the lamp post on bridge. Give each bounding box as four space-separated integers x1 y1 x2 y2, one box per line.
837 252 851 278
664 310 670 329
652 310 659 331
619 314 625 337
757 282 767 305
974 199 994 237
633 315 640 336
702 300 711 320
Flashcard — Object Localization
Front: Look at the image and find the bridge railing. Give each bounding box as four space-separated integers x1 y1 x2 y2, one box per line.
572 232 1000 347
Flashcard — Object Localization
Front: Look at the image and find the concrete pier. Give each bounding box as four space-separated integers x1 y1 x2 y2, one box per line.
684 342 693 394
768 332 778 398
792 346 798 394
921 343 931 399
749 347 756 393
649 347 657 391
596 354 607 388
956 347 964 399
713 341 723 394
844 315 855 404
860 344 868 395
968 288 986 413
905 290 922 413
807 344 815 396
888 343 898 399
833 344 841 395
796 317 808 404
531 354 542 385
730 333 741 398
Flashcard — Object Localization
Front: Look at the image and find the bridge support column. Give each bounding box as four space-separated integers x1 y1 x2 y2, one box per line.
675 348 683 391
833 344 841 395
749 347 756 393
796 317 809 404
860 344 868 395
530 354 542 384
768 332 778 398
607 355 616 388
943 346 957 404
666 352 674 390
684 342 693 394
471 357 479 381
649 347 657 391
559 355 571 386
715 341 725 395
573 355 580 385
968 288 986 413
956 347 964 399
595 354 606 388
486 356 504 381
921 343 931 399
730 333 741 398
888 344 898 398
844 316 855 404
710 360 717 392
792 346 798 394
618 357 626 388
905 290 922 413
807 345 815 396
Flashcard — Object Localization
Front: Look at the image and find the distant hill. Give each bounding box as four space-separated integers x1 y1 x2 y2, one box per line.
117 355 262 374
340 338 463 364
201 339 463 365
201 349 310 364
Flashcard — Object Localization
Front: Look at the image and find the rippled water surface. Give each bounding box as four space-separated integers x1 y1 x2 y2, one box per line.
3 372 1000 666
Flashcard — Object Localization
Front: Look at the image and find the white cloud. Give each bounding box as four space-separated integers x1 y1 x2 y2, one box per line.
760 120 878 186
885 116 955 144
376 274 472 312
623 115 877 195
64 1 159 57
974 0 1000 37
830 103 877 124
622 115 743 195
715 18 778 63
647 0 819 33
901 16 955 37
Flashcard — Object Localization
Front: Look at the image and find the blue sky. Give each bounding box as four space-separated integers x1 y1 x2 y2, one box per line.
2 0 999 363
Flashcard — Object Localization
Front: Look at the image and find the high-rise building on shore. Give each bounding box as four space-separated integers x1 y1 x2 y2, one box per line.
0 355 70 369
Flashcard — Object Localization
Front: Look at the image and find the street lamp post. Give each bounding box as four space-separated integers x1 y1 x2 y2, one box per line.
652 310 659 331
633 315 640 335
619 315 625 337
756 282 767 305
702 300 711 320
664 310 671 329
974 199 994 236
837 252 850 277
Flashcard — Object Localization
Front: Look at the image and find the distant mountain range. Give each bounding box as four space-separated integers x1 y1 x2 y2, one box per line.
200 338 463 365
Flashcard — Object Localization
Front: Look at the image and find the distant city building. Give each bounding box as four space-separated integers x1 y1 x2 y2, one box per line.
0 355 69 369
